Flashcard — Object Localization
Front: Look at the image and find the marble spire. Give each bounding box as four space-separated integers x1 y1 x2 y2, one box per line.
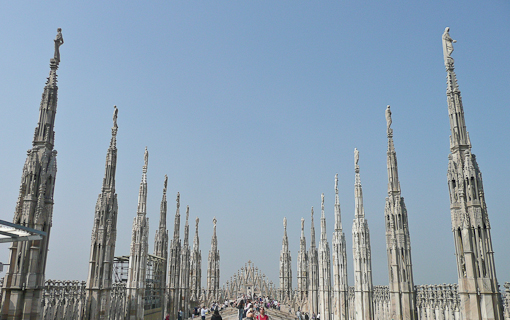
167 192 182 319
332 174 349 320
190 217 202 302
85 106 120 320
1 29 63 319
207 217 220 302
125 148 150 320
352 149 374 320
318 194 332 320
153 175 169 315
179 206 191 317
384 107 416 320
297 217 309 302
443 27 502 320
279 217 293 302
308 207 319 315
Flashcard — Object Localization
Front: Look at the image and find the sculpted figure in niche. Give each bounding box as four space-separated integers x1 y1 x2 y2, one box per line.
467 181 472 201
54 28 64 62
442 27 456 64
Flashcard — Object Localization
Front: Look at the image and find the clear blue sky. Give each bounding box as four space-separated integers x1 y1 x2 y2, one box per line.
0 1 508 289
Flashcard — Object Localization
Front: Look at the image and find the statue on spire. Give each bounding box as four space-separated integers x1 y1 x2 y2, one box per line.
164 174 168 194
385 105 392 136
213 217 217 227
54 28 64 63
335 173 338 192
354 148 359 168
144 147 148 168
283 217 287 229
442 27 456 65
196 217 199 228
176 192 180 208
113 105 118 129
321 193 325 212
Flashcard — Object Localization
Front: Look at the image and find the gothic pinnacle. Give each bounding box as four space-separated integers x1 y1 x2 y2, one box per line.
33 29 64 149
321 193 327 241
310 206 316 248
184 205 190 247
159 175 168 230
386 106 401 195
354 148 364 218
137 147 148 216
173 192 181 241
442 27 470 151
301 217 305 238
334 174 342 231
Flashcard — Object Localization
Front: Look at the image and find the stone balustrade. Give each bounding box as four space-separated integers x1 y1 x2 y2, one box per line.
41 280 86 320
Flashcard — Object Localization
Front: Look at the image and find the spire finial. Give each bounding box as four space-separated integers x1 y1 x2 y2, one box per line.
53 28 64 63
186 205 190 222
385 105 393 137
301 217 304 231
163 175 168 194
213 217 217 227
283 217 287 230
335 173 339 193
196 217 199 228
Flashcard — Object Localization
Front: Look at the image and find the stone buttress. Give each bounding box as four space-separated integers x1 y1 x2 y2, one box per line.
443 27 502 320
308 207 319 316
1 29 63 320
85 106 120 320
167 193 181 319
352 149 373 320
297 218 309 304
207 217 220 302
125 148 150 320
318 194 332 320
279 217 293 302
179 206 191 316
154 176 169 316
332 174 349 320
190 218 201 303
383 106 416 320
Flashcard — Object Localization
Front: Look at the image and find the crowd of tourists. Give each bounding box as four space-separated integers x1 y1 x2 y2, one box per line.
234 294 279 320
294 309 319 320
168 294 280 320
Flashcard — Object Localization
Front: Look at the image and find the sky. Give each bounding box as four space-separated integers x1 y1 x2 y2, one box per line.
0 1 509 290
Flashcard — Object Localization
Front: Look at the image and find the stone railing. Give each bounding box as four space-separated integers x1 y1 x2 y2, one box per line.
415 284 460 320
504 282 510 320
41 280 86 320
40 280 127 320
109 282 127 320
373 285 390 319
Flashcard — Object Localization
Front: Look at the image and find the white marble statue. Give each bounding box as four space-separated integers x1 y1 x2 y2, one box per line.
442 27 456 64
